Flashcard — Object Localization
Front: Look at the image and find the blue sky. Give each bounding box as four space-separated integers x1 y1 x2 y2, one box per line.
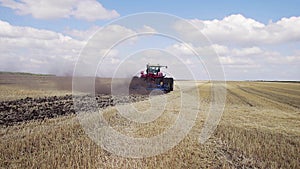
0 0 299 80
100 0 300 22
2 1 300 31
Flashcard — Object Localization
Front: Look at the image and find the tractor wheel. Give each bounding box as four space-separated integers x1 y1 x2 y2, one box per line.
163 78 174 92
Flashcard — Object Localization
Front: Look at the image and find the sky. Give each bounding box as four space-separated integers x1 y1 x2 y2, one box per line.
0 0 299 80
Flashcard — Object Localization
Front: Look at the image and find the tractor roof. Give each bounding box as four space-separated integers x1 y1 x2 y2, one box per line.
147 64 167 68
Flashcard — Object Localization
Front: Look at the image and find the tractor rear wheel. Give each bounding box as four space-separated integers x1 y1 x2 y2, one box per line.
163 78 174 92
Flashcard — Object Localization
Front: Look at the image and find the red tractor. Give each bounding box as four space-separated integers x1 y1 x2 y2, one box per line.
130 64 174 94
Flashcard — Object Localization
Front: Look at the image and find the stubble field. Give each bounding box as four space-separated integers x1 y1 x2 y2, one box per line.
0 73 299 168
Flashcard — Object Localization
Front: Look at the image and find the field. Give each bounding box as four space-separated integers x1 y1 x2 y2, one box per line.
0 73 299 168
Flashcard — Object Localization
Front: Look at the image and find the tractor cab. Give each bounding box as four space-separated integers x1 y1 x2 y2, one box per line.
147 65 160 75
142 64 167 78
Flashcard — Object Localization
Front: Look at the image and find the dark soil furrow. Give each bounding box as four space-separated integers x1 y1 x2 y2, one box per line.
226 88 254 107
0 94 147 126
251 84 300 98
238 86 300 109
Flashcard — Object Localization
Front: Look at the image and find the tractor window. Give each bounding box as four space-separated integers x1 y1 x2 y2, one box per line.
148 67 159 74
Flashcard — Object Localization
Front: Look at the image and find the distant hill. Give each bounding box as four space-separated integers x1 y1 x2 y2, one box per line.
0 71 55 76
247 80 300 83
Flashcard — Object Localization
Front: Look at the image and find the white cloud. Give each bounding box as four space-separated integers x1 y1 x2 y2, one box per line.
264 51 300 65
171 14 300 80
71 0 119 21
165 43 262 58
188 14 300 45
211 44 229 56
64 24 157 41
137 25 157 34
166 43 195 56
231 46 263 56
83 24 137 52
0 0 119 21
219 56 255 65
0 20 157 76
0 19 62 40
64 26 101 41
0 20 83 75
164 40 300 80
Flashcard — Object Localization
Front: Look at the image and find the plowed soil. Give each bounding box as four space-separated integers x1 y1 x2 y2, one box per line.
0 94 147 126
